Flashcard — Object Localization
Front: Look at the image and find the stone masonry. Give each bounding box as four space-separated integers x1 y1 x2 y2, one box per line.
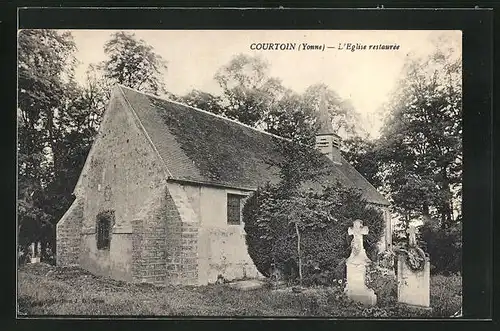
165 183 200 285
131 217 167 285
56 199 84 266
130 185 176 285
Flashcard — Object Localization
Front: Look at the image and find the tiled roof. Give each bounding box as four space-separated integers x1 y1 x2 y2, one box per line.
117 85 389 206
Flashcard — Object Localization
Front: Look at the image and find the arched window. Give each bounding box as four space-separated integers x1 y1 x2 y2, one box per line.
96 211 114 250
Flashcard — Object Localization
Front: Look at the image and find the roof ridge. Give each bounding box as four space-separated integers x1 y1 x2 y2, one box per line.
117 84 292 143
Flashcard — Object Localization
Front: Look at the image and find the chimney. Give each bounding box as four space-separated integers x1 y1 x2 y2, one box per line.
315 117 342 165
315 86 342 165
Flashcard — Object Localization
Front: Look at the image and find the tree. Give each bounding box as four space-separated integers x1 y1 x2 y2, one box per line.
420 216 462 274
243 180 384 284
180 89 224 115
264 91 318 145
18 29 77 177
214 54 286 127
18 29 78 258
99 31 168 95
302 83 362 138
243 130 383 284
378 36 462 229
214 54 363 147
18 30 116 261
342 136 383 189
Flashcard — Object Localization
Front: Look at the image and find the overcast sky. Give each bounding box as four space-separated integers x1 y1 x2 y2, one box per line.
69 29 461 138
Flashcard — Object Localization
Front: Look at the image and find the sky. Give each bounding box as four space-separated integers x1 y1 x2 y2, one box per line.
69 29 461 139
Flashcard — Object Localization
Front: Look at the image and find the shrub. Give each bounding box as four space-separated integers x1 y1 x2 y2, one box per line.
243 181 384 284
18 245 31 266
366 265 397 305
420 221 461 275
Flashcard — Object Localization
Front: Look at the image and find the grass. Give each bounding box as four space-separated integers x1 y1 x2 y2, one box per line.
17 263 461 317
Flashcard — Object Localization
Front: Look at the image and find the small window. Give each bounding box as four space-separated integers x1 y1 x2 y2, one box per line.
227 194 243 225
96 211 114 250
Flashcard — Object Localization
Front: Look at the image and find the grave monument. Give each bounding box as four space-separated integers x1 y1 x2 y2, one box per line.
344 219 377 306
397 225 431 309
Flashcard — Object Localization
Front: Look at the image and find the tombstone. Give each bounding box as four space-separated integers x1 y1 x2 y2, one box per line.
344 220 377 306
397 225 431 309
30 242 41 263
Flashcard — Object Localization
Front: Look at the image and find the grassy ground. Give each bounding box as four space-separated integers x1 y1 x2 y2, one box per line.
17 263 461 317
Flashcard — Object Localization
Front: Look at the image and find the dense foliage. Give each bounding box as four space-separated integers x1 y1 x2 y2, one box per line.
341 136 383 189
420 219 462 274
18 29 81 258
243 183 384 283
214 54 286 127
180 89 224 115
243 134 384 284
212 54 361 141
377 37 462 228
99 31 168 95
374 36 462 275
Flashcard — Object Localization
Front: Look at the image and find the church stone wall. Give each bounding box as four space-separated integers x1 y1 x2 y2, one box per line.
131 183 198 286
172 183 262 285
75 89 168 282
130 201 168 284
164 183 200 285
56 199 84 266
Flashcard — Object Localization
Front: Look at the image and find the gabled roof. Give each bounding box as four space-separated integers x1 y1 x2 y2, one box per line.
116 85 389 206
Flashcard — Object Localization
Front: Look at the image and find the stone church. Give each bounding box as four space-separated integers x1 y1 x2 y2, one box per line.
56 84 391 286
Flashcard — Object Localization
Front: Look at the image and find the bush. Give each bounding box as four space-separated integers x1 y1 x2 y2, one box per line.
420 221 461 275
18 245 31 266
366 265 397 305
243 181 384 284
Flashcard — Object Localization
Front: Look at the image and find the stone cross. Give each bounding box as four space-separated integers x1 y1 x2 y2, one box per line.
348 220 369 256
407 225 417 247
345 219 377 306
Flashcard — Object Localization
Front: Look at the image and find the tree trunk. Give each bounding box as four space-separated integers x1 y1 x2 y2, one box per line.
295 222 302 285
41 240 47 262
47 110 58 172
440 168 453 229
422 201 430 218
404 210 410 228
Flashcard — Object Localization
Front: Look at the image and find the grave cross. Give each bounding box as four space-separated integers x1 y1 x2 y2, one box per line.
348 220 369 255
407 225 417 247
